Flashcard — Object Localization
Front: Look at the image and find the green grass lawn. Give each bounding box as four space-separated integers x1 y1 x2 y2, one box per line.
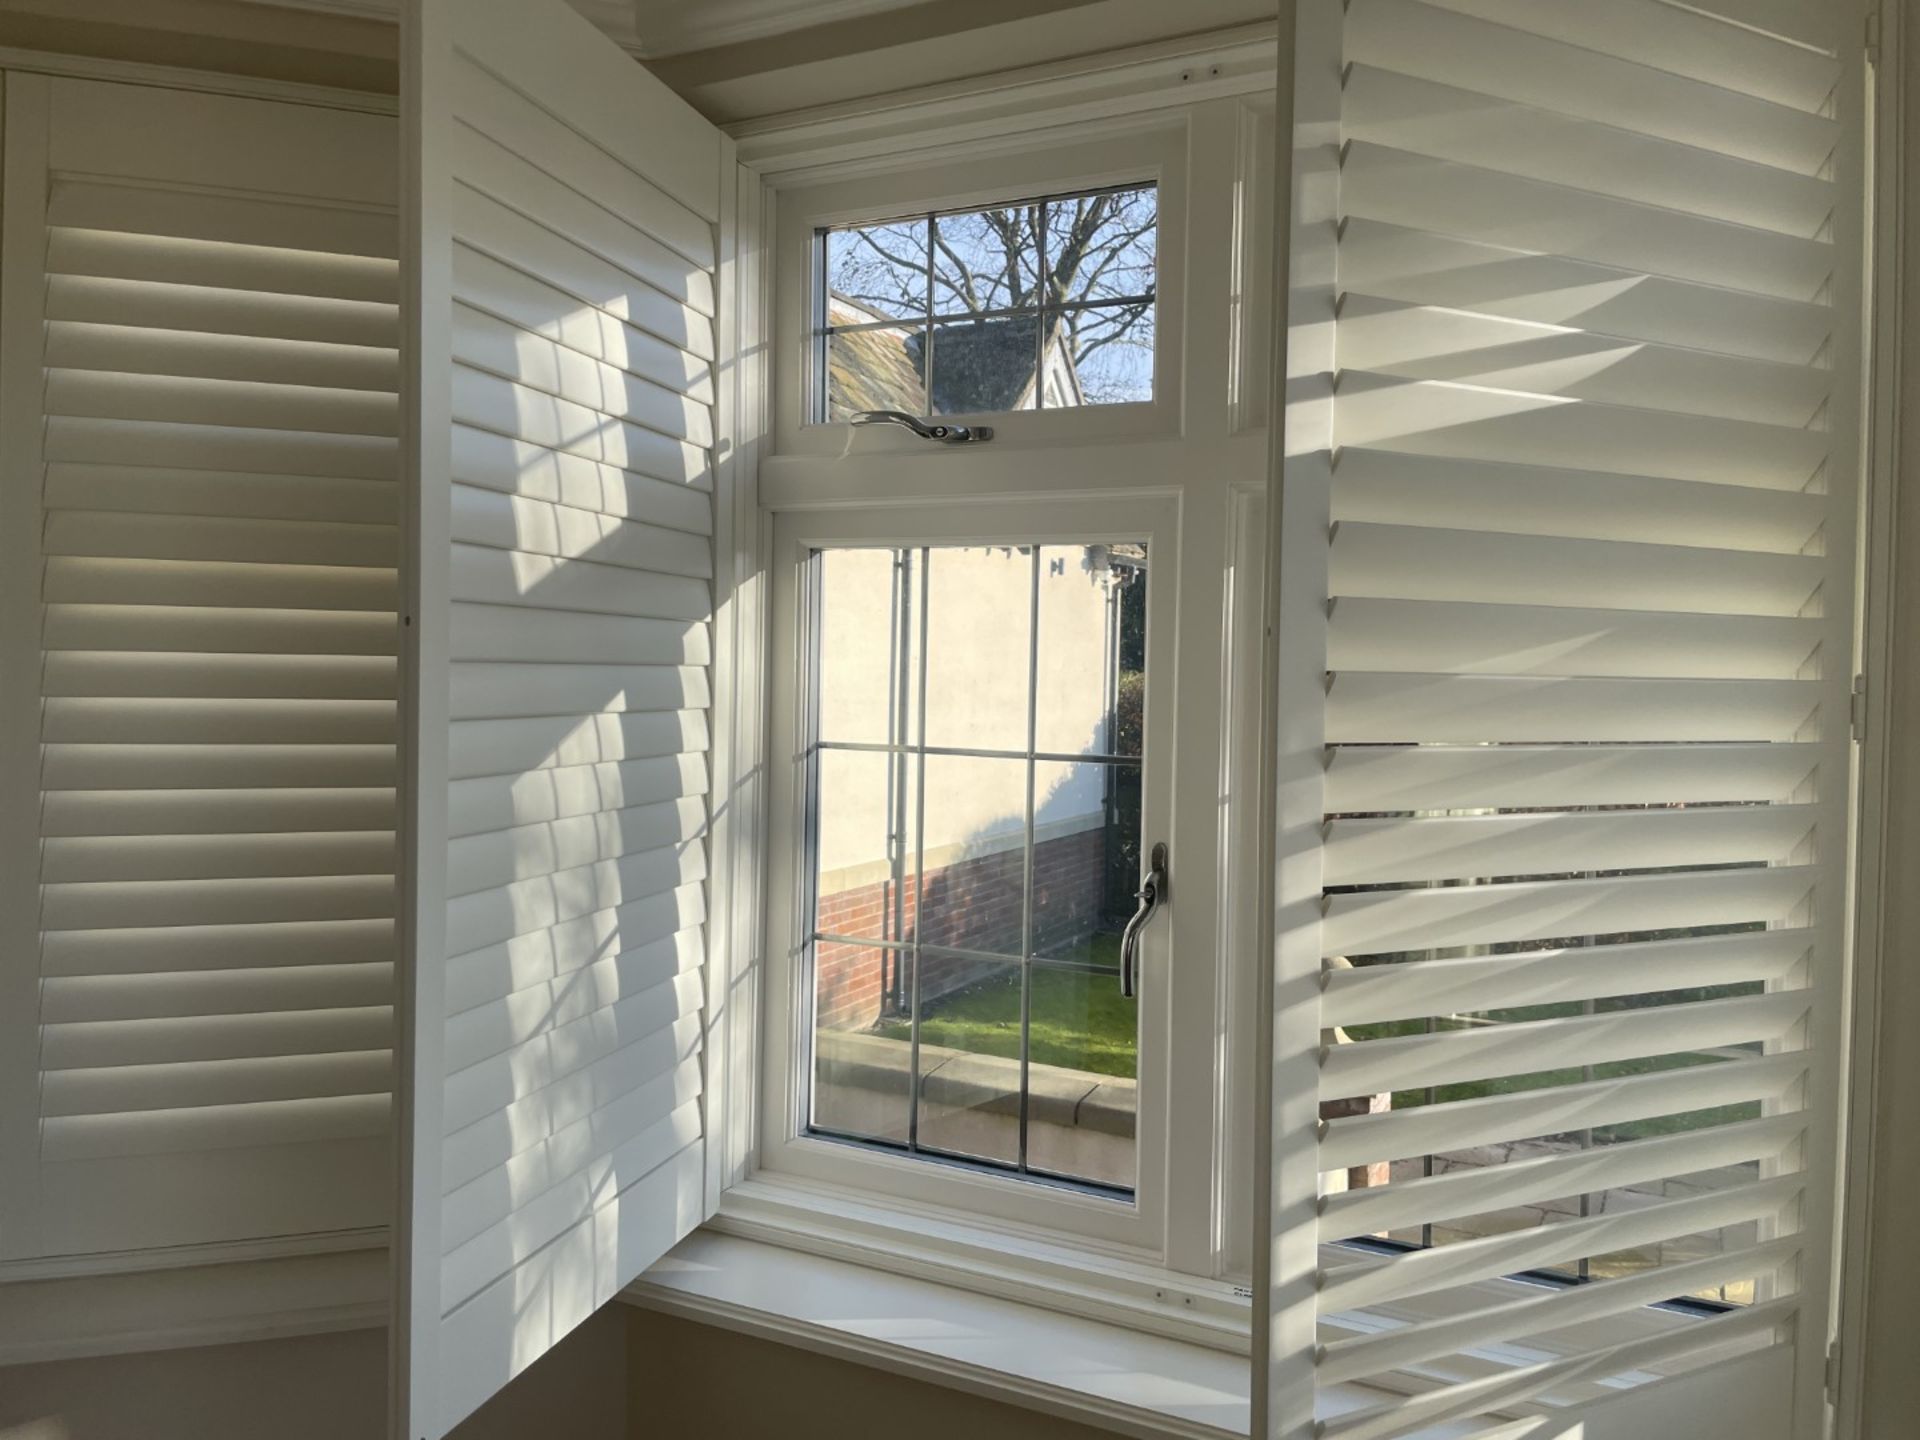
1342 987 1767 1141
867 951 1760 1137
874 933 1138 1078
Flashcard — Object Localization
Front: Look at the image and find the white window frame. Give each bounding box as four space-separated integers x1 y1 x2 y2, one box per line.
759 497 1182 1254
725 82 1280 1289
767 123 1192 465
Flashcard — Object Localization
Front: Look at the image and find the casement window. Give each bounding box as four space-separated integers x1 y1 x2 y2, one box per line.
814 183 1158 419
752 81 1269 1275
796 538 1153 1192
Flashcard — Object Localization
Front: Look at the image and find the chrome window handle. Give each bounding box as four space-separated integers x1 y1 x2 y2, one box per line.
847 409 995 444
1120 841 1168 999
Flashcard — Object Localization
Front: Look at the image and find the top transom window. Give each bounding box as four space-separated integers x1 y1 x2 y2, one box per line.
817 183 1157 421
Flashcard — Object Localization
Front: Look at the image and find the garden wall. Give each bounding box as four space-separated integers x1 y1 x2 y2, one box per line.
814 822 1108 1031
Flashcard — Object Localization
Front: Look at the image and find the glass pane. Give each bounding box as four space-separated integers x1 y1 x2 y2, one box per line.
1045 186 1156 306
1034 543 1146 757
825 218 928 322
812 748 915 946
811 942 911 1145
932 205 1043 314
913 957 1023 1167
815 547 919 747
826 324 928 422
1051 302 1155 407
915 754 1026 957
803 539 1152 1196
1024 959 1135 1190
928 314 1040 416
922 545 1032 752
1032 757 1140 970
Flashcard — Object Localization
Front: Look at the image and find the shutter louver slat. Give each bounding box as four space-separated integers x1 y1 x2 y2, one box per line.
44 463 397 524
41 1092 392 1163
45 415 398 479
1318 929 1813 1027
1322 807 1817 885
47 272 399 348
1333 293 1830 426
452 421 714 531
41 1048 391 1115
1319 1171 1806 1313
41 917 393 977
1337 219 1836 367
451 185 713 361
1324 742 1821 811
1318 1238 1802 1386
449 122 713 316
1319 1112 1808 1241
439 1054 702 1251
1323 865 1816 957
1317 1297 1800 1440
1332 373 1829 487
451 483 713 577
1321 990 1811 1097
446 754 705 837
452 303 714 448
440 886 707 1017
1331 523 1826 610
1344 0 1835 171
1271 1 1862 1430
47 179 399 259
43 786 396 835
401 8 722 1425
42 961 394 1022
12 96 403 1255
1318 1051 1813 1173
454 246 714 404
1340 65 1833 238
438 1013 700 1194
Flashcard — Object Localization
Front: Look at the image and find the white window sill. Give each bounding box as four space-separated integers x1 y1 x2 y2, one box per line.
619 1224 1537 1440
622 1228 1250 1439
621 1178 1775 1439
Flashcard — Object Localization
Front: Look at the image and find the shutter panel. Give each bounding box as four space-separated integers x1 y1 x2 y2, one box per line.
1265 2 1864 1436
0 77 398 1258
398 1 726 1432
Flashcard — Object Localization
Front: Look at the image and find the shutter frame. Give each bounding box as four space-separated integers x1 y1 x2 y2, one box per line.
1263 1 1868 1435
397 2 728 1433
0 75 400 1262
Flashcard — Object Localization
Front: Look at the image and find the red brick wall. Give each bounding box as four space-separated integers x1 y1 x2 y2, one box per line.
813 825 1109 1031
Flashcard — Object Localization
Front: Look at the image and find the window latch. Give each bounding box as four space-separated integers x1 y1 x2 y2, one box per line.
1120 841 1168 999
847 409 994 444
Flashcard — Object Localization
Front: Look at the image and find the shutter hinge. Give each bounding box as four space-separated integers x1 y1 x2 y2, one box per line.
1851 673 1869 743
1867 10 1882 66
1825 1338 1843 1405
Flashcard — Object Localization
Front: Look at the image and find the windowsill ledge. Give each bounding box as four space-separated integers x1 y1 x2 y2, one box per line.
621 1228 1250 1440
702 1175 1251 1351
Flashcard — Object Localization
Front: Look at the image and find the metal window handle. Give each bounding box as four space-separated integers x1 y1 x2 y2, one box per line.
848 409 995 444
1120 842 1168 999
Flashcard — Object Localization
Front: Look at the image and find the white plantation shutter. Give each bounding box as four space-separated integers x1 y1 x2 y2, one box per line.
0 77 399 1257
1265 2 1866 1437
398 0 727 1432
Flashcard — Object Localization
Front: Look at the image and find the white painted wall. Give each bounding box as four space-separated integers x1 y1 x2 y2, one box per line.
814 543 1129 890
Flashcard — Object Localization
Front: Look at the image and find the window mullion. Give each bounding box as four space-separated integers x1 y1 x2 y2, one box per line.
1018 546 1042 1172
907 545 931 1155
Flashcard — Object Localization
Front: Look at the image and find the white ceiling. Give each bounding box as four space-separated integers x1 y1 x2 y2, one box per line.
222 0 1275 124
235 0 939 57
